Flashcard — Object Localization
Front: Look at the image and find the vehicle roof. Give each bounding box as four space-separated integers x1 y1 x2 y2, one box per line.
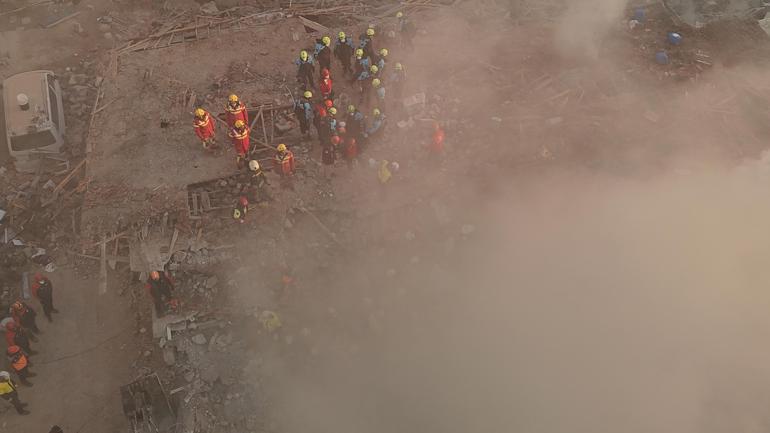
3 70 53 137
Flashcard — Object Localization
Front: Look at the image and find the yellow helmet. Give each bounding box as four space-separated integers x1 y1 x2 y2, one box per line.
234 120 245 128
347 104 356 113
372 78 381 87
338 31 346 40
396 11 404 18
303 90 313 99
328 107 337 115
194 108 205 117
366 27 375 37
369 64 379 74
228 94 239 103
379 48 388 57
277 143 287 152
322 36 331 46
373 108 381 116
355 48 364 58
300 50 308 61
394 62 403 71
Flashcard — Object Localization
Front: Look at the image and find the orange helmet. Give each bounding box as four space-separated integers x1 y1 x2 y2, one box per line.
331 135 341 145
239 196 249 207
7 345 20 355
324 99 334 108
150 271 160 280
11 302 23 312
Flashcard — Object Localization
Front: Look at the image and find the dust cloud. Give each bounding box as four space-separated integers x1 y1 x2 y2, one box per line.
554 0 630 59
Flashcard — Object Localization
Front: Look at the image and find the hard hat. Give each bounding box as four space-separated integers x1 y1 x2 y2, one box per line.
372 78 381 87
338 121 346 128
7 345 20 355
322 68 330 78
150 271 160 280
369 64 379 74
331 135 341 145
329 107 337 115
324 99 334 108
303 90 313 99
277 143 287 152
355 48 364 58
195 108 205 117
366 27 375 37
396 11 403 18
239 196 249 207
228 94 239 103
379 48 388 57
322 36 331 46
338 127 346 134
249 160 260 171
338 31 346 40
0 371 9 381
300 50 308 61
373 108 381 116
347 104 356 113
234 120 245 129
394 62 403 71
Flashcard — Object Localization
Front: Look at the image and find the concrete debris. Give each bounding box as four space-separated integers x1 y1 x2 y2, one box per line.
192 334 207 345
205 276 219 289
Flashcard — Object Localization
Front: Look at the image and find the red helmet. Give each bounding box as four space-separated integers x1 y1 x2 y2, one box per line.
349 138 356 145
239 196 249 207
5 322 16 331
331 135 341 145
322 68 330 78
7 345 20 355
324 99 333 108
150 271 160 280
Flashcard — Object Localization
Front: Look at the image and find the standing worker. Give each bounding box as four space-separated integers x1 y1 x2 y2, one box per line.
351 48 370 84
314 36 332 76
4 322 36 356
0 371 29 415
319 68 333 100
228 120 251 169
294 91 314 139
346 105 366 147
246 160 271 202
365 108 387 139
31 273 58 322
225 94 248 128
10 301 39 335
374 48 388 72
397 11 416 49
372 78 386 105
295 50 315 90
193 108 217 151
274 144 296 177
146 271 174 317
334 31 354 77
6 346 35 386
389 62 406 102
359 27 376 60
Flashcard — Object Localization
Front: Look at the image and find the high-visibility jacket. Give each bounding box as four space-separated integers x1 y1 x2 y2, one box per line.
228 127 250 156
225 102 248 128
320 77 333 98
0 380 16 395
193 112 216 140
8 352 27 372
274 150 295 176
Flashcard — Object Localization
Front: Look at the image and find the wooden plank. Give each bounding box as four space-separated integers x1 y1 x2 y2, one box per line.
44 10 82 29
53 159 86 196
298 15 329 33
260 107 269 145
169 228 180 254
200 191 211 211
191 192 199 216
108 237 119 270
99 235 108 295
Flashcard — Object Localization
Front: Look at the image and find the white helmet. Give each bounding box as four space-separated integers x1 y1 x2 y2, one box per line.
249 160 260 171
0 371 10 380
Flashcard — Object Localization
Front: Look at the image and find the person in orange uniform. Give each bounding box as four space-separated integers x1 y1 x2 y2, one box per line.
6 346 34 386
228 120 250 168
4 322 35 356
146 271 174 317
225 94 248 128
430 122 445 156
10 301 39 335
193 108 217 151
274 143 295 177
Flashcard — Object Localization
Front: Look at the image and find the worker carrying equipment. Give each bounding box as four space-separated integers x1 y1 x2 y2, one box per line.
0 371 29 415
228 120 251 168
274 144 296 177
295 50 315 90
314 36 332 74
193 107 217 151
146 271 175 317
334 31 355 76
31 273 58 322
225 94 249 128
6 346 35 386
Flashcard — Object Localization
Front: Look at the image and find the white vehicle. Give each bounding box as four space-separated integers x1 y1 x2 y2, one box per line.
2 70 66 172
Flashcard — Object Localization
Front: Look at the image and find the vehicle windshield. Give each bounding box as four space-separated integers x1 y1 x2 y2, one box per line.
9 130 57 151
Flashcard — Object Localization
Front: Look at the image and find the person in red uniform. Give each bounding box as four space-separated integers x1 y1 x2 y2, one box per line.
6 346 34 386
10 301 39 335
146 271 175 317
225 94 248 128
31 273 58 322
193 108 217 151
430 122 445 155
274 143 295 176
228 120 250 168
319 68 333 100
4 322 35 356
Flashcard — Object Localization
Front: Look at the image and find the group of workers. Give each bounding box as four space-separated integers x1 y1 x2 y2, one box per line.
1 273 59 416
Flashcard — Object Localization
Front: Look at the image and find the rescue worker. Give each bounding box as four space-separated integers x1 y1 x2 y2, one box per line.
365 108 387 138
317 106 332 147
343 136 358 169
372 78 386 105
334 31 354 76
359 27 376 60
246 159 271 202
312 97 329 135
228 120 250 168
430 121 445 156
233 196 249 224
295 50 315 90
397 11 416 49
321 137 336 179
346 104 365 146
274 143 296 177
374 48 388 72
0 371 29 415
225 94 248 128
314 36 332 76
294 90 314 139
31 273 58 322
389 62 406 102
4 322 36 356
6 346 35 386
146 271 174 317
10 301 39 335
319 68 333 100
351 48 370 85
193 108 217 151
328 106 339 133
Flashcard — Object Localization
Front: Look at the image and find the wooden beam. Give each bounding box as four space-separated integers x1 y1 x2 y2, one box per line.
298 15 329 33
99 235 108 295
53 159 86 196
